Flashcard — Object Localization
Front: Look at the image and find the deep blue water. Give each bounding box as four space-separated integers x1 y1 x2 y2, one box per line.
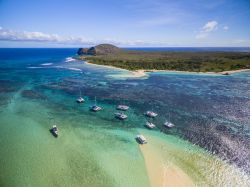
0 48 250 178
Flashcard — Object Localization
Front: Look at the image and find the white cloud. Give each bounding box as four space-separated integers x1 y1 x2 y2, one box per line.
202 21 218 32
196 21 218 39
0 28 96 45
0 27 166 47
223 26 229 31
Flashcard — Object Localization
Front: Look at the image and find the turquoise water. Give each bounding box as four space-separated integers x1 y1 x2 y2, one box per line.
0 48 250 186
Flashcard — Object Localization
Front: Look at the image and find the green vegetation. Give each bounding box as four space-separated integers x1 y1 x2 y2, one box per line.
77 50 250 72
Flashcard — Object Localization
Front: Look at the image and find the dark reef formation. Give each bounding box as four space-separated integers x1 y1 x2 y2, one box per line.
21 90 47 100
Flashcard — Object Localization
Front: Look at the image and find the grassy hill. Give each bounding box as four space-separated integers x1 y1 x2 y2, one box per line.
77 49 250 72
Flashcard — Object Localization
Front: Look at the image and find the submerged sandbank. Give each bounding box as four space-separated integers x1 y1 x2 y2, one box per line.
139 137 195 187
137 129 250 187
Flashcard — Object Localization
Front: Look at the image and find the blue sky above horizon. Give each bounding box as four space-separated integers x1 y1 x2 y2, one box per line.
0 0 250 47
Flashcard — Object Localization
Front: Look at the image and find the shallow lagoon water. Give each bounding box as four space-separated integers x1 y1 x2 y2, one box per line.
0 48 250 186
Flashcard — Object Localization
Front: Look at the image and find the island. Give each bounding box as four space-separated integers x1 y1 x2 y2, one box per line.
76 44 250 74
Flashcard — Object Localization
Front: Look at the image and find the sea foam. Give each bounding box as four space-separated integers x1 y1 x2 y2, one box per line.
41 63 53 66
65 57 76 62
67 67 82 71
27 66 45 69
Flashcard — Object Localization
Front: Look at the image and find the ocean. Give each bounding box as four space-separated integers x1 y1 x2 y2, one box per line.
0 48 250 186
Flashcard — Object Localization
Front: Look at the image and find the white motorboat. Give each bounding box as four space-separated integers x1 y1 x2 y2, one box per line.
116 105 129 111
145 121 156 129
145 111 158 118
164 121 175 128
136 135 147 144
115 112 128 120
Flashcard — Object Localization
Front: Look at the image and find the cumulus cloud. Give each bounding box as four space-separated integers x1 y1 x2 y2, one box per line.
196 21 218 39
0 27 95 45
202 21 218 32
0 27 164 46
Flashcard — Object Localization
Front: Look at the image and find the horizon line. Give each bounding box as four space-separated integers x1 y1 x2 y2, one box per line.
0 46 250 49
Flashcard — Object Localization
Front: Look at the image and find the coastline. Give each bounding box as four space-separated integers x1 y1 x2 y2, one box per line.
84 61 149 78
142 68 250 75
83 61 250 78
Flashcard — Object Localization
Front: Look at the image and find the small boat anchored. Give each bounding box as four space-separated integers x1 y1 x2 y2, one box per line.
145 111 158 118
145 121 156 129
164 113 175 128
50 125 59 137
90 96 102 112
164 121 175 128
115 112 128 120
76 97 85 103
136 134 147 144
76 89 85 103
116 105 129 111
90 105 102 112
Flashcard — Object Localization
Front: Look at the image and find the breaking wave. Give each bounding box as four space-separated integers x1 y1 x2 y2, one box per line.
65 57 76 62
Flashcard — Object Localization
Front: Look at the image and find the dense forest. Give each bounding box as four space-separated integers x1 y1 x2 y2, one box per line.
77 50 250 72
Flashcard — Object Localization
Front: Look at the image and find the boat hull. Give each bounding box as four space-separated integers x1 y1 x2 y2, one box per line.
50 128 58 137
116 105 129 111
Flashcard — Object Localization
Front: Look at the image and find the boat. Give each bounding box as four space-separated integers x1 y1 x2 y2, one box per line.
76 89 85 103
136 134 147 144
90 105 102 112
164 112 175 128
50 125 59 137
116 105 129 111
90 96 102 112
164 121 175 128
145 121 156 129
76 97 85 103
90 105 102 111
145 111 158 118
115 112 127 120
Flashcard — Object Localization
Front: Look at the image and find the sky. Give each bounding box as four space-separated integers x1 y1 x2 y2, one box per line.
0 0 250 47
